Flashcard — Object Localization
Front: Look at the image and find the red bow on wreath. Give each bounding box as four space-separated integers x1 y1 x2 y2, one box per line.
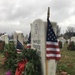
15 60 28 75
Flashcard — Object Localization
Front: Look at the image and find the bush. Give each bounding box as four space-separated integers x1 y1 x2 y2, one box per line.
59 41 62 49
57 63 75 74
17 49 42 75
67 41 75 51
0 40 5 53
3 41 17 74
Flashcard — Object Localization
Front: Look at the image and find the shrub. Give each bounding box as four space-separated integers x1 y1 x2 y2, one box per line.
16 49 41 75
3 41 17 74
59 41 62 49
67 41 75 51
0 40 5 53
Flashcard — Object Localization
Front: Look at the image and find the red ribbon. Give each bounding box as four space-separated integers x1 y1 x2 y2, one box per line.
15 60 28 75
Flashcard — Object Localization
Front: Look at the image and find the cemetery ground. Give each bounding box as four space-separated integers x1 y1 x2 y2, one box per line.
57 45 75 75
0 45 75 75
0 53 6 75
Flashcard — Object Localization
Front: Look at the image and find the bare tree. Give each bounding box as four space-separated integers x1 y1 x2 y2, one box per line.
57 25 61 37
67 26 75 32
64 26 75 39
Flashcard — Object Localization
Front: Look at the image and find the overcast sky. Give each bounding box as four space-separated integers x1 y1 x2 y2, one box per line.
0 0 75 35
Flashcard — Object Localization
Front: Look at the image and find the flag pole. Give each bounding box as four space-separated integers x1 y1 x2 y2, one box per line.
46 7 50 75
47 7 50 19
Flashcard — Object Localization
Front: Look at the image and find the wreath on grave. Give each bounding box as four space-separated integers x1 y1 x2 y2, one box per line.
3 41 17 74
17 49 42 75
3 41 41 75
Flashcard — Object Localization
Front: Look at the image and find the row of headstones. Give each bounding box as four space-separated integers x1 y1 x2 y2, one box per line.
58 37 75 48
0 31 24 45
0 34 9 44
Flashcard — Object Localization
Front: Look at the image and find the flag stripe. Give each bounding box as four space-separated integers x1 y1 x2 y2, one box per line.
16 49 22 53
46 51 60 54
46 48 60 51
46 41 59 45
26 44 31 48
46 44 59 48
46 54 61 57
46 57 61 60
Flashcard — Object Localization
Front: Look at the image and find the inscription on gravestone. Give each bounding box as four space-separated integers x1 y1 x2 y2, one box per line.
35 24 38 34
33 40 41 55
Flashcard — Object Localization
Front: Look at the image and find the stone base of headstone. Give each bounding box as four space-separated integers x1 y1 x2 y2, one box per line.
47 60 57 75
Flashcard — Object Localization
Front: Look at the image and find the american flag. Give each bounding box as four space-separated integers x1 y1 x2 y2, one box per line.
46 18 61 60
26 32 31 48
16 39 24 53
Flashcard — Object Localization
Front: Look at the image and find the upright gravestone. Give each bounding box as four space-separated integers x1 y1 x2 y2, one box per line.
71 37 75 42
0 34 8 44
58 37 66 47
31 19 46 75
13 31 24 45
31 19 57 75
4 34 9 44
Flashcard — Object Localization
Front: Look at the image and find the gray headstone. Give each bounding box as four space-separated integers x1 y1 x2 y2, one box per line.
13 31 24 45
71 37 75 42
4 34 9 44
31 19 46 75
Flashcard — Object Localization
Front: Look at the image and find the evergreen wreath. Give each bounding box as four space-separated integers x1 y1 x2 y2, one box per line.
3 41 41 75
21 49 42 75
3 41 17 74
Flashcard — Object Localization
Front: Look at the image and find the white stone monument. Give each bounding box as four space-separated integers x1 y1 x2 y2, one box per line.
31 19 57 75
0 35 5 41
31 19 46 75
67 39 71 45
58 37 66 47
13 31 24 45
4 34 9 44
71 37 75 42
0 34 8 44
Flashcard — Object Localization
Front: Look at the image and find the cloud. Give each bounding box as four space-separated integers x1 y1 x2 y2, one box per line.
0 0 50 21
50 0 75 22
0 0 75 34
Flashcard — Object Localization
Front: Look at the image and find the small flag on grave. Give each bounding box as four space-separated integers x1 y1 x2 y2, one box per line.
26 32 31 48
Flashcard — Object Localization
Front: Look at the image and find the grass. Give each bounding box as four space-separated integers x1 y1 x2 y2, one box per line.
0 52 6 75
57 44 75 75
